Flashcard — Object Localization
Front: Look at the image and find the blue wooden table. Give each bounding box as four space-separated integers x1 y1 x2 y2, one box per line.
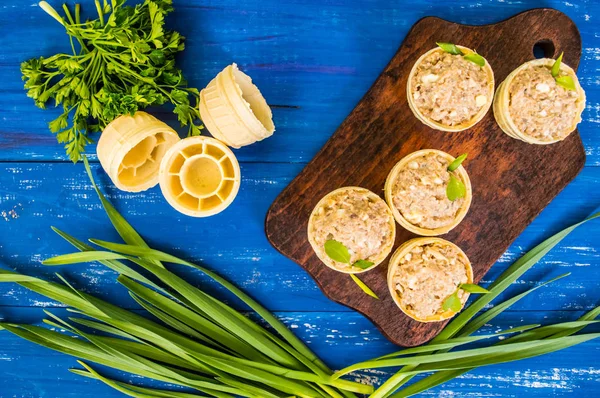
1 0 599 396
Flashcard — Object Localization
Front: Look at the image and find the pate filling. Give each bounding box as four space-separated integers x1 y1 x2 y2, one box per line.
311 189 393 270
392 153 465 230
393 242 469 319
411 50 490 126
508 65 581 142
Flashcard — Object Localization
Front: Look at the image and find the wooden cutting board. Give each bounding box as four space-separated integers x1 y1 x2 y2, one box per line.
265 8 585 347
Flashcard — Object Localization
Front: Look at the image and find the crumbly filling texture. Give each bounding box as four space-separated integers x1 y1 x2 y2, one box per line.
311 189 393 270
392 153 465 230
508 65 582 142
393 242 469 319
411 50 490 126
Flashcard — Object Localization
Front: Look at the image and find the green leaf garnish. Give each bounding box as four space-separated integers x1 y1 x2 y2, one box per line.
463 52 485 67
441 283 488 313
324 240 351 263
459 283 490 294
447 153 468 172
551 52 563 78
441 291 461 312
555 75 576 91
353 259 375 270
0 162 379 398
437 42 486 67
437 42 464 56
446 174 466 201
551 52 576 91
350 274 379 299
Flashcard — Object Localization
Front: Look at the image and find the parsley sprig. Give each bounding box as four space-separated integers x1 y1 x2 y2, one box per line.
551 52 576 91
21 1 202 162
437 42 486 67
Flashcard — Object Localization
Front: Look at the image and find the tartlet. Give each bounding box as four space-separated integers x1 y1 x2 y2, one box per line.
493 58 586 144
384 149 472 236
308 187 396 274
387 237 473 322
407 45 495 131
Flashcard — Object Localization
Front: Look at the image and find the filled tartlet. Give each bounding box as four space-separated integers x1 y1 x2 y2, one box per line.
308 187 396 273
384 149 472 236
387 237 473 322
407 44 495 131
493 57 586 144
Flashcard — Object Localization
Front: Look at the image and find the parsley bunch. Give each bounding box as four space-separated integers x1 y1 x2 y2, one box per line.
21 0 202 162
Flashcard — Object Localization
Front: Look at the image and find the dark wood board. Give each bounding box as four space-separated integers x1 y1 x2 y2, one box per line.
265 8 585 347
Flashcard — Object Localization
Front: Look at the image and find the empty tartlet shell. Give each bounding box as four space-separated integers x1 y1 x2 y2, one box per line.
384 149 472 236
199 63 275 148
493 58 586 145
307 186 396 274
407 45 495 132
97 111 180 193
387 237 473 323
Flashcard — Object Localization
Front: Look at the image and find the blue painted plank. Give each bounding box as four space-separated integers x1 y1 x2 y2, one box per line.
0 308 598 397
0 0 599 163
0 162 599 313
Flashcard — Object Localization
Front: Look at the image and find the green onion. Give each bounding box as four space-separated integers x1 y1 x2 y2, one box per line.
0 161 371 398
1 160 598 398
344 210 600 397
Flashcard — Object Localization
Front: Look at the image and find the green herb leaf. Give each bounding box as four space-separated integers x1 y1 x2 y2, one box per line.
551 52 564 78
441 291 462 313
437 42 464 56
463 52 485 67
447 153 468 172
459 283 490 294
353 259 375 269
555 75 577 91
350 274 379 299
324 240 351 264
21 0 202 161
446 174 466 201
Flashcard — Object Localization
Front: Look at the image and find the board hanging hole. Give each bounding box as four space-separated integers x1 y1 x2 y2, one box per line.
533 39 555 59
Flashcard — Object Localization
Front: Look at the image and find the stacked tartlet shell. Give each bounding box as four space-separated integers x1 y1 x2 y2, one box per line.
384 149 472 236
407 46 495 132
199 63 275 148
387 237 473 323
307 186 396 274
493 58 586 145
97 111 180 192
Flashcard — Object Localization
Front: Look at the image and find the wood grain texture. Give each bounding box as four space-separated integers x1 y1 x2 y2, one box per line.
266 9 586 346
